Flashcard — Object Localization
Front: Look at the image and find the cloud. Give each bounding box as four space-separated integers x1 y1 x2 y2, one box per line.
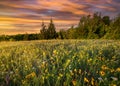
95 5 117 12
0 0 120 35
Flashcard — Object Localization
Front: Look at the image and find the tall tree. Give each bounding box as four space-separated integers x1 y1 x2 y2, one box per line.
40 20 47 39
102 16 110 25
47 18 57 39
59 29 66 39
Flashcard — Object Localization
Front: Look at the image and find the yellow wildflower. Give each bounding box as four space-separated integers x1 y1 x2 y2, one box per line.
111 84 117 86
87 58 92 63
41 62 46 68
53 50 58 55
116 67 120 72
31 72 36 77
101 65 109 70
42 76 44 81
25 72 36 79
84 77 89 83
43 52 46 56
22 80 27 85
72 80 77 86
45 69 48 73
102 57 105 61
25 74 31 79
74 69 77 73
91 77 94 85
100 71 105 76
64 59 71 68
59 73 63 77
110 69 115 73
70 71 74 76
78 69 82 74
57 76 60 80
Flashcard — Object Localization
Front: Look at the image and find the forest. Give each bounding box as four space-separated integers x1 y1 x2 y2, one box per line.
0 12 120 41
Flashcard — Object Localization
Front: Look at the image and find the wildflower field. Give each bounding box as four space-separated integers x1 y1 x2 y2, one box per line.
0 40 120 86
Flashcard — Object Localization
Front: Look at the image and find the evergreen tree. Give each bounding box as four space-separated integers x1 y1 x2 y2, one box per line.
102 16 110 25
47 18 57 39
40 20 47 39
77 15 90 38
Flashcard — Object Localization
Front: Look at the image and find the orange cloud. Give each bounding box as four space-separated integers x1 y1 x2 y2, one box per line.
37 0 88 15
0 0 120 35
96 5 116 12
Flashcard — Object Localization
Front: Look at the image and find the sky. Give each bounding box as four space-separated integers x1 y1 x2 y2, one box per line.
0 0 120 35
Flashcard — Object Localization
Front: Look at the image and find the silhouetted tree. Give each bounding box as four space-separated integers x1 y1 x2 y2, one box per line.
47 18 57 39
40 20 48 39
102 16 110 25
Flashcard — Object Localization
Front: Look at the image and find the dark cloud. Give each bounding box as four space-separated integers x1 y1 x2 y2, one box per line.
114 0 120 3
35 9 80 20
0 0 120 35
1 0 119 20
0 0 37 4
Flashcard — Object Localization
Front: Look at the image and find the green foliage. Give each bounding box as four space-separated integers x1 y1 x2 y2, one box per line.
103 14 120 39
66 26 77 39
0 12 120 41
47 19 57 39
0 40 120 86
40 20 48 39
40 19 57 39
102 16 110 25
65 12 120 39
58 29 66 39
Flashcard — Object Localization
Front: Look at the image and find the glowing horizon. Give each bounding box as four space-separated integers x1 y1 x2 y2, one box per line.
0 0 120 35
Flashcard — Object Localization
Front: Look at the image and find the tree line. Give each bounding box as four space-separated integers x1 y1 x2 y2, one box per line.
0 12 120 41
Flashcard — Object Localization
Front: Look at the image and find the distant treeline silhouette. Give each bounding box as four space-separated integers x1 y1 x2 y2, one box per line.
0 12 120 41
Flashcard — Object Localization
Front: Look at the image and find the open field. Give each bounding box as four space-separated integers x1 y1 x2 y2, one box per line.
0 40 120 86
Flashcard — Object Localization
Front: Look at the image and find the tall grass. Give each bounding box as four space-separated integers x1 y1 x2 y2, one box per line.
0 40 120 86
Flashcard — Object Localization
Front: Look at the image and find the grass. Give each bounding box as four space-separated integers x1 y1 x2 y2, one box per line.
0 40 120 86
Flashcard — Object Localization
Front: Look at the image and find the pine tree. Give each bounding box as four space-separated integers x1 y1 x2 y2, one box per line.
40 20 47 39
47 18 56 39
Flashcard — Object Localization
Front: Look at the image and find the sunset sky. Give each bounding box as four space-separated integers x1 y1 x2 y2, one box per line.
0 0 120 35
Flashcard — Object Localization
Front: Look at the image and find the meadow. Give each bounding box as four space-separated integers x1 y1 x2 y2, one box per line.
0 40 120 86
